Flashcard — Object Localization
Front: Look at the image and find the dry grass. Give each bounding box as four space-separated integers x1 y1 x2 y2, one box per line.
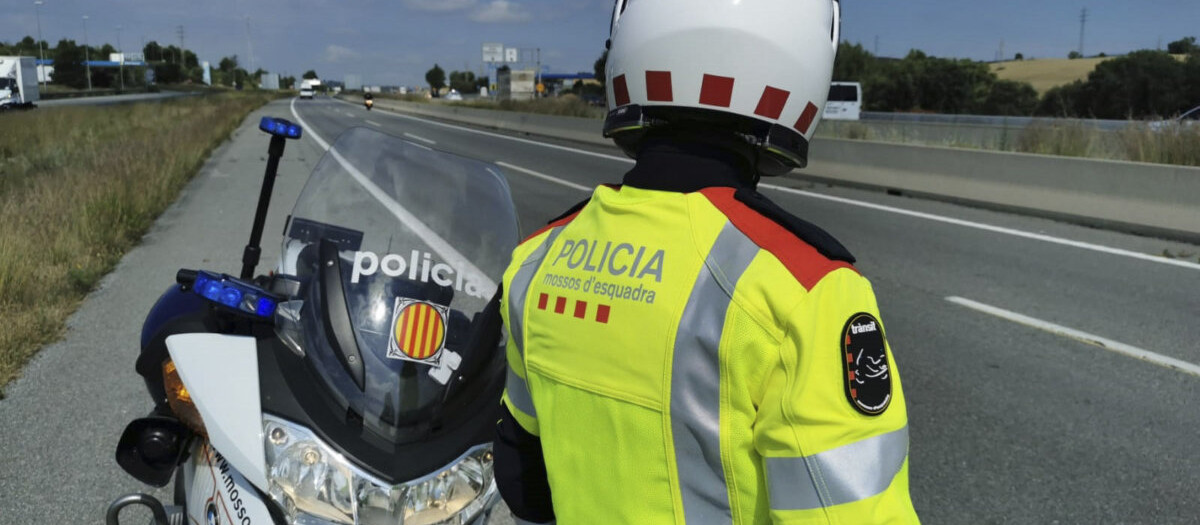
1014 121 1100 158
1117 123 1200 166
0 92 276 395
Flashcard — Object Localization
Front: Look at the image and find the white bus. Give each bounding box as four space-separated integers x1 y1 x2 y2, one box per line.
824 81 862 121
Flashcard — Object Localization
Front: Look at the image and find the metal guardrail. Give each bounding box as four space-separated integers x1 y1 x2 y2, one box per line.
861 111 1134 131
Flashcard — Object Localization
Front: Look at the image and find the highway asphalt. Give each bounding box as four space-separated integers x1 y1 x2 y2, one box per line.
1 96 1198 524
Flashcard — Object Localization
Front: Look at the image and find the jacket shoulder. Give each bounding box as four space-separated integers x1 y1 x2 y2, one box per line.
733 188 856 264
521 197 590 244
698 187 857 290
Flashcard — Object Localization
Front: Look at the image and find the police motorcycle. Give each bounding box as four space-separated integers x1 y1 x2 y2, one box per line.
107 118 521 525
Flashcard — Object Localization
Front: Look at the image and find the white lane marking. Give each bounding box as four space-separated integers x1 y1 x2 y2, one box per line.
496 162 594 193
946 296 1200 378
365 119 382 127
344 111 355 117
333 97 633 164
290 98 331 150
288 98 497 295
403 132 437 146
762 184 1200 272
331 97 1200 272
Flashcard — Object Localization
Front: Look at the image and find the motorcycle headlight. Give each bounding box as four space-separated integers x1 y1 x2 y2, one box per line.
262 415 496 525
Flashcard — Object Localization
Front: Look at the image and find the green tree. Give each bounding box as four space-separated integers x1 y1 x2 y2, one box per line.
18 36 36 55
1037 81 1085 117
449 70 476 93
51 39 88 89
302 70 319 79
153 62 183 84
1068 51 1083 59
833 41 875 82
593 49 608 86
1037 50 1197 118
980 80 1039 116
425 64 446 94
1167 37 1198 55
143 41 164 62
183 50 199 70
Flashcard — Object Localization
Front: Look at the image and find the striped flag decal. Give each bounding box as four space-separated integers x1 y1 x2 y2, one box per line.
394 301 446 360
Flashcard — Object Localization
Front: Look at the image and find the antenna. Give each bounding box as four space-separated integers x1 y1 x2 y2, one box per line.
244 17 257 73
1078 7 1088 57
176 25 186 63
874 35 880 56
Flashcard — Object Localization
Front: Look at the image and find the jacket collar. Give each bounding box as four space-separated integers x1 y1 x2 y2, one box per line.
622 138 757 193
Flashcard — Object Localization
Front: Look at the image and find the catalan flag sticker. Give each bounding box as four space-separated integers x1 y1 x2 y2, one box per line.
387 298 449 363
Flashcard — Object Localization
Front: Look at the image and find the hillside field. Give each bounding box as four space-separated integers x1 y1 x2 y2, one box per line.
990 57 1113 93
991 54 1190 93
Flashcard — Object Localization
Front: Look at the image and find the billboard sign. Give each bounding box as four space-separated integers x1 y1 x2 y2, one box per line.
505 48 519 63
482 43 504 63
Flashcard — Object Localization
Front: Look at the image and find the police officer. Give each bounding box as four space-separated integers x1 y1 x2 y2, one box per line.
494 0 918 523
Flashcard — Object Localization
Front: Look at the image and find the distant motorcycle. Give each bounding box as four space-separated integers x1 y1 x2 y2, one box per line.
365 94 375 111
106 118 520 525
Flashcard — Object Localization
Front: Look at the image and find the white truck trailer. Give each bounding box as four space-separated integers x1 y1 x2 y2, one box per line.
0 56 39 109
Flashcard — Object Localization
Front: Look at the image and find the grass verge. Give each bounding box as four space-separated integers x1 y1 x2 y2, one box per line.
0 92 277 396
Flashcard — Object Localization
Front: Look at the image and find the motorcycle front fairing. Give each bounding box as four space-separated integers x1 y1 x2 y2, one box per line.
126 127 520 525
257 127 520 523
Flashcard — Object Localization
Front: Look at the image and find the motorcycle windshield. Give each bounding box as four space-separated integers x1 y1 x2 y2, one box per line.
278 126 519 449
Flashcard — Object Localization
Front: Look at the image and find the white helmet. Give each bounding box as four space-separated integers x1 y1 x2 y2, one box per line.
603 0 841 170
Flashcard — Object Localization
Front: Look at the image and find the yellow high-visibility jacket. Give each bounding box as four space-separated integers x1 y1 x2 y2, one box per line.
501 182 918 524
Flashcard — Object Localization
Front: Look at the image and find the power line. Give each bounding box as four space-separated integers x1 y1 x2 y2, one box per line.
177 25 185 63
1078 7 1088 57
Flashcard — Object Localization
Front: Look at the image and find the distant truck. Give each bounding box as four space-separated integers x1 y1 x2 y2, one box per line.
299 78 320 99
0 56 39 109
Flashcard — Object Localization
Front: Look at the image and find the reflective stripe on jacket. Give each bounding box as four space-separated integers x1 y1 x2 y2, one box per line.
501 184 918 524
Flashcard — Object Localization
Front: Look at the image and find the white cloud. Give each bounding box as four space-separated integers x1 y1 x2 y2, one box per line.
470 0 532 23
322 44 360 62
402 0 478 12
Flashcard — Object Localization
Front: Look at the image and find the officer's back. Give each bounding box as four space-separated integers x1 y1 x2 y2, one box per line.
494 1 919 523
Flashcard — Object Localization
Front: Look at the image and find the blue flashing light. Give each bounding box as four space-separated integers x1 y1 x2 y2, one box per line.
201 281 224 302
188 271 282 320
256 297 278 317
219 287 244 308
259 116 303 140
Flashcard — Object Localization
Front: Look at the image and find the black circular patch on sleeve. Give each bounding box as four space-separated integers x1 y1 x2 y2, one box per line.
841 313 892 416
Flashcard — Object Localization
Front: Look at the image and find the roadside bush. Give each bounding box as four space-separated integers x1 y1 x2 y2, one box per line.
981 80 1039 116
1036 50 1200 118
837 44 1038 115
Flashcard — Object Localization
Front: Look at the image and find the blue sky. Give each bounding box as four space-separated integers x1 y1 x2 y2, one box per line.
3 0 1197 87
